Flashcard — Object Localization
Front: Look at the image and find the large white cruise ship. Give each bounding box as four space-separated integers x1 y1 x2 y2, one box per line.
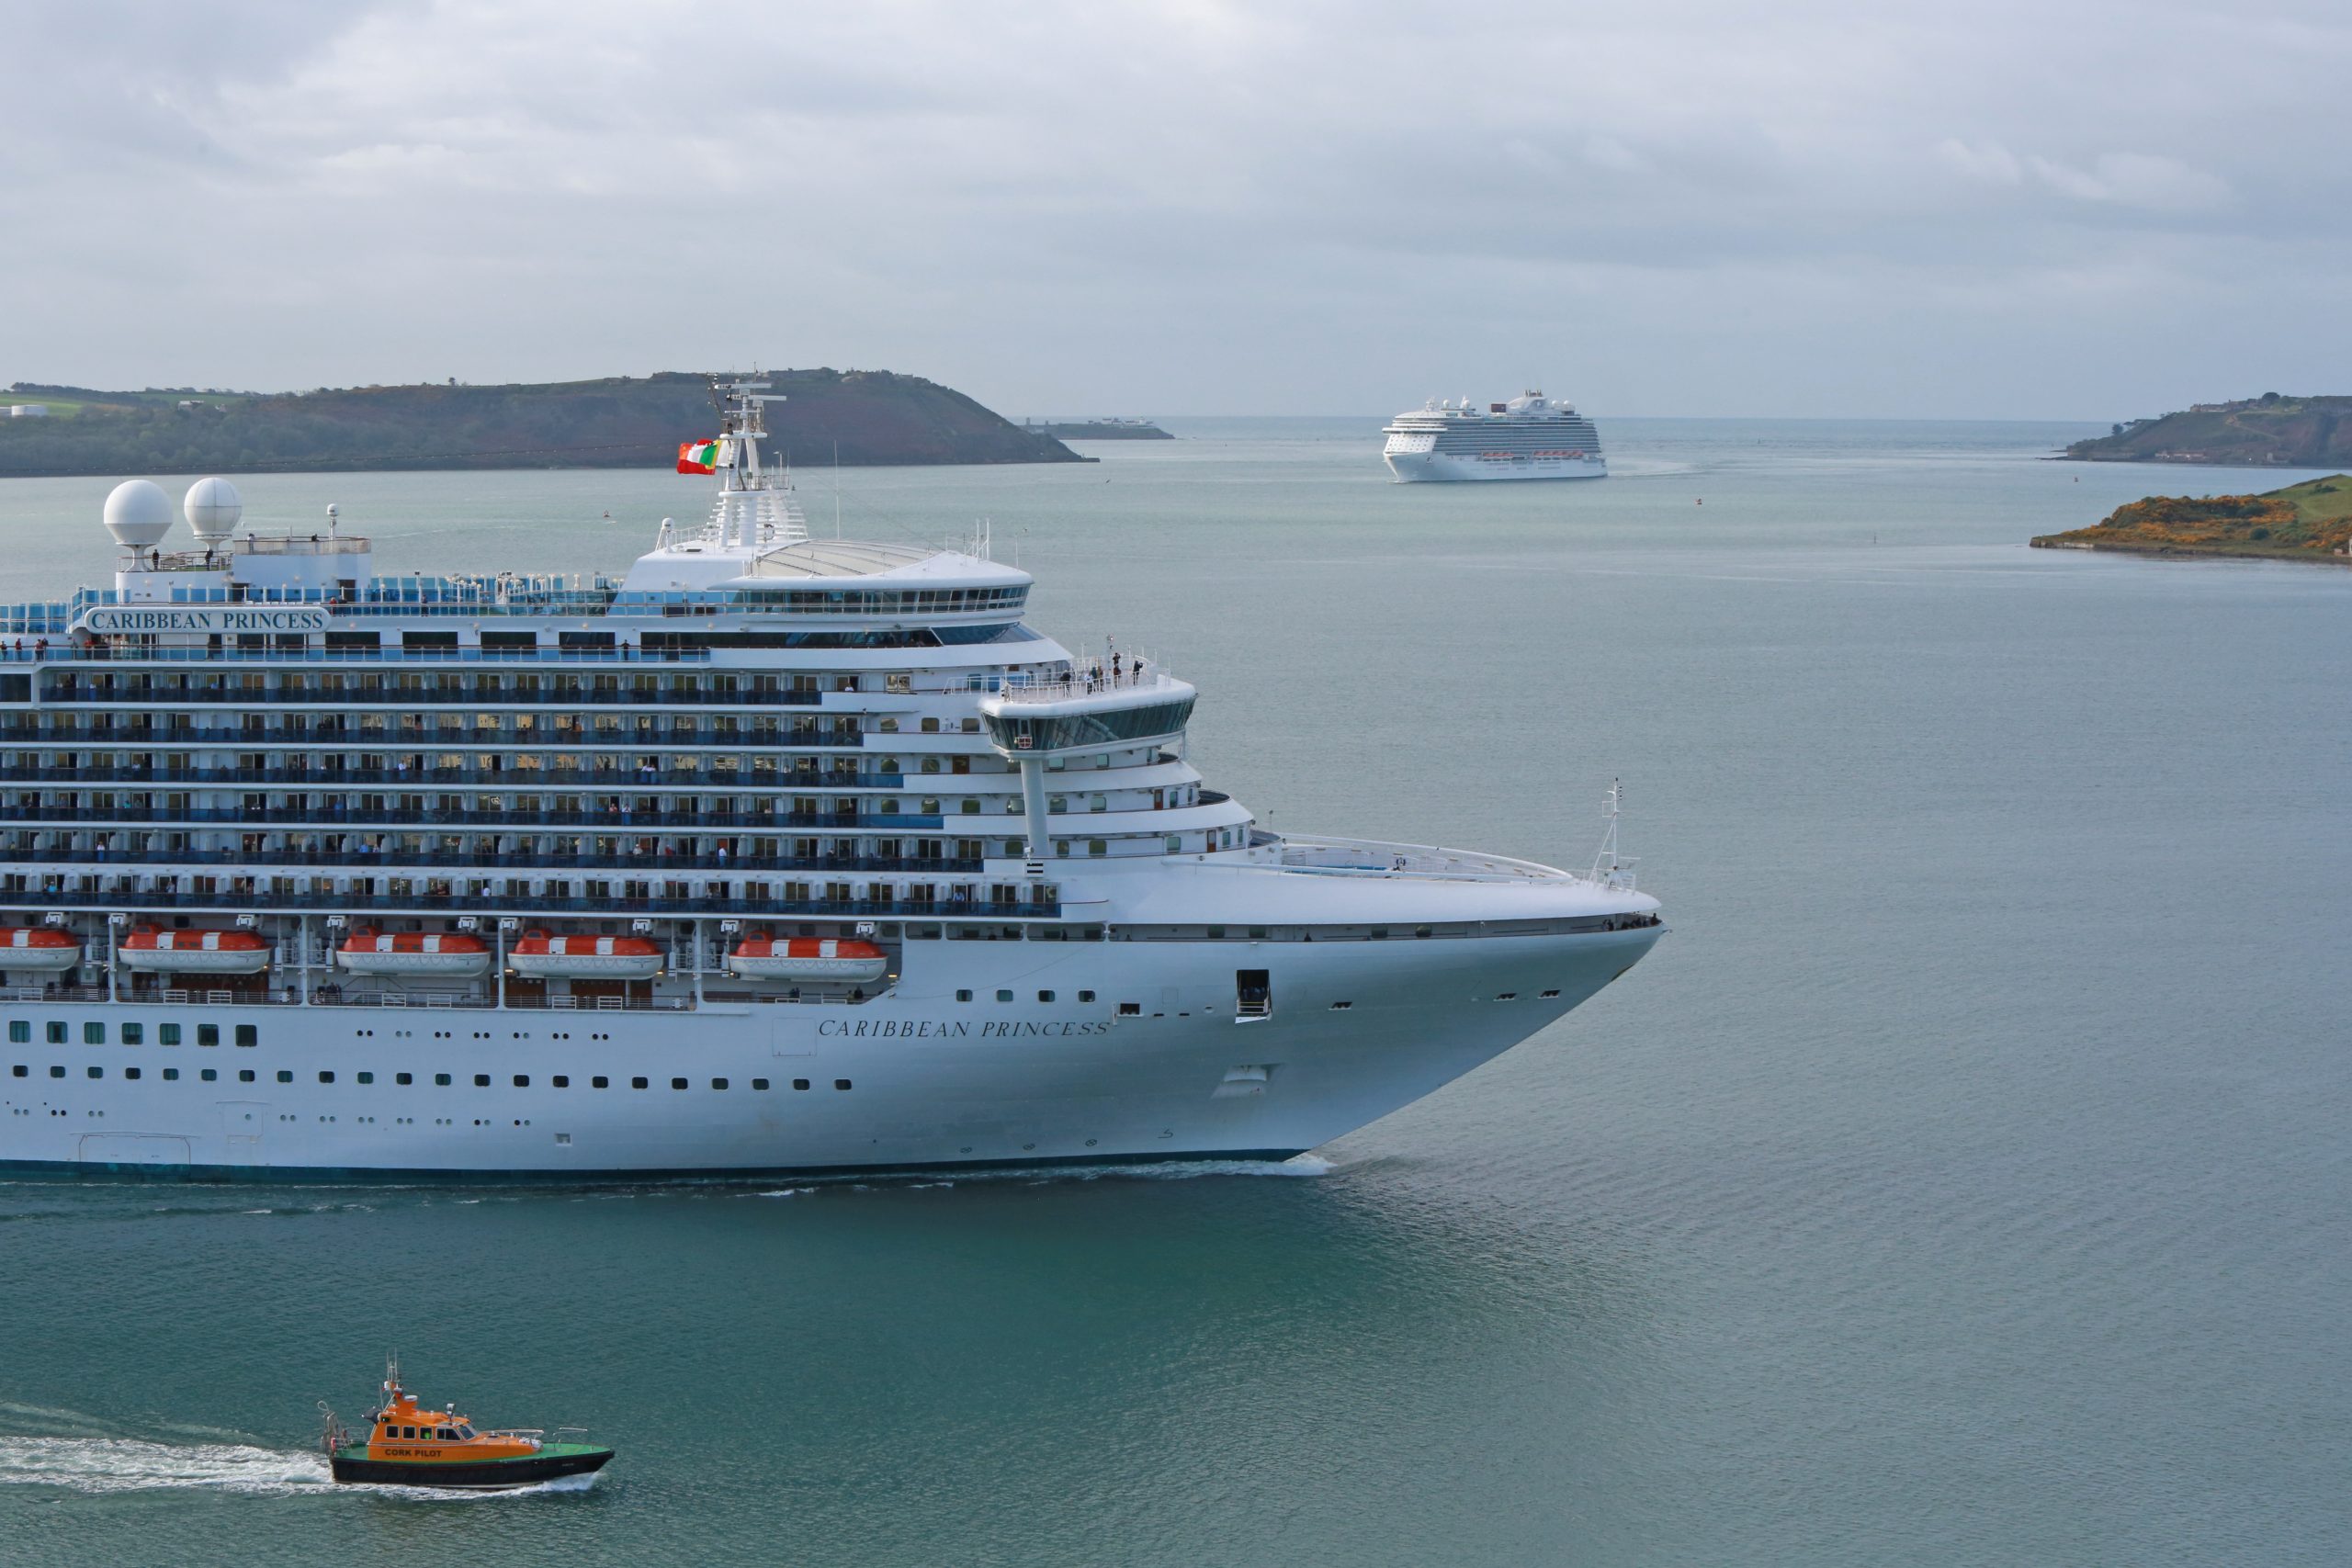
1384 391 1606 482
0 381 1661 1180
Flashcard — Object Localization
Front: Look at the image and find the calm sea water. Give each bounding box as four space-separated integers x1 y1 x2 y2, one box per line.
1 421 2347 1566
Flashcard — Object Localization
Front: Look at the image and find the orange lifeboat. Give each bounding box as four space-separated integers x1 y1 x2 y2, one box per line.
324 1356 613 1490
0 927 82 972
335 929 492 979
121 926 270 975
508 931 663 981
729 935 888 983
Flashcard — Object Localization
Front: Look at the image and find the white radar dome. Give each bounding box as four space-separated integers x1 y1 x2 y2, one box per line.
184 476 243 540
103 479 175 550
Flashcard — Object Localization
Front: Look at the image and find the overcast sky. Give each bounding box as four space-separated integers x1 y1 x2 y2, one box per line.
3 0 2346 418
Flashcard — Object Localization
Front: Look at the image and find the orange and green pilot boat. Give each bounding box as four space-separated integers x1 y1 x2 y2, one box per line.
322 1357 613 1489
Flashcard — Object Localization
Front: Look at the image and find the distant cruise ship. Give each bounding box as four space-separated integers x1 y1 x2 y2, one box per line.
1384 391 1606 482
0 380 1661 1180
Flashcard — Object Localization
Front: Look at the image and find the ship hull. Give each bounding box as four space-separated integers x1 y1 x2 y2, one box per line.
1386 451 1608 483
331 1446 612 1488
0 927 1660 1180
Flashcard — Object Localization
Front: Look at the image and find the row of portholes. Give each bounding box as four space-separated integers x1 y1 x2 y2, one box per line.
6 1064 853 1093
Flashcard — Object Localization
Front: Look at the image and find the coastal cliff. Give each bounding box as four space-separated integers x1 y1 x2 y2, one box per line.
2064 394 2352 468
2030 474 2352 561
0 368 1085 476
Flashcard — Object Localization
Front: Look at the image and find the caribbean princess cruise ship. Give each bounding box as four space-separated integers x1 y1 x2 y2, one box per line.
1383 391 1606 482
0 382 1661 1180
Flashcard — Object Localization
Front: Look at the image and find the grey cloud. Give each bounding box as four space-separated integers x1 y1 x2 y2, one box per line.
0 0 2346 417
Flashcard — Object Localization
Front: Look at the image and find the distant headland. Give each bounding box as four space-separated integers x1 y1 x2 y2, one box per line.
2030 473 2352 563
2063 393 2352 468
0 368 1087 477
1022 417 1174 441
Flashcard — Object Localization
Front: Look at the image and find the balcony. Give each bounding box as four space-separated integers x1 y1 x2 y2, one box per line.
0 887 1057 919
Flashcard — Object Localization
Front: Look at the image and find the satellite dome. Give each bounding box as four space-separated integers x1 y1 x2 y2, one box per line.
184 476 243 541
103 479 174 550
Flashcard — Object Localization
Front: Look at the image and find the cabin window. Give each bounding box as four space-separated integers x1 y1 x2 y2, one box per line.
6 1022 25 1043
357 1072 374 1085
318 1071 334 1083
671 1077 688 1090
83 1023 104 1045
631 1077 649 1089
473 1074 490 1087
752 1078 770 1090
277 1070 293 1083
48 1065 63 1077
1079 990 1095 1002
198 1024 220 1046
396 1072 413 1085
235 1025 258 1047
593 1077 609 1089
435 1073 451 1086
995 988 1013 1002
124 1067 141 1080
793 1078 810 1090
159 1023 180 1045
552 1076 570 1089
45 1022 65 1044
163 1067 178 1081
710 1077 728 1090
121 1023 143 1045
86 1066 102 1078
240 1069 256 1082
436 1427 457 1441
956 989 973 1002
201 1068 217 1082
1037 990 1055 1003
834 1078 852 1090
1118 1002 1140 1016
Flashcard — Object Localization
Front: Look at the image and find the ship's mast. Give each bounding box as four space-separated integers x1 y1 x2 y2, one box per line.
702 375 808 549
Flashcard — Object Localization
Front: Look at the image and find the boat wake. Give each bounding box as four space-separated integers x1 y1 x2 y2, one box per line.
0 1436 333 1496
0 1434 600 1499
755 1153 1334 1195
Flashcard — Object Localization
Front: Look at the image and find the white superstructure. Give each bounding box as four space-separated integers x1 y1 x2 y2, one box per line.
1384 391 1607 482
0 380 1661 1180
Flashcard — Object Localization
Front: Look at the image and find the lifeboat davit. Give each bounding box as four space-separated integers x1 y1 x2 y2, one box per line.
508 932 663 981
729 936 888 983
336 929 492 979
121 926 270 975
0 927 82 971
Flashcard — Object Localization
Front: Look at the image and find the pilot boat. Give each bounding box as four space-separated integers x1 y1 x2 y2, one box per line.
728 935 890 983
0 927 82 971
121 926 270 975
322 1357 613 1489
335 929 493 978
508 931 664 981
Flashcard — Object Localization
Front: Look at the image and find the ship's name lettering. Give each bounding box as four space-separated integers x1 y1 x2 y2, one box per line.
815 1018 1114 1039
85 607 331 634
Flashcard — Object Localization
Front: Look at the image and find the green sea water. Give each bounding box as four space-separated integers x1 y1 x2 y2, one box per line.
1 420 2347 1565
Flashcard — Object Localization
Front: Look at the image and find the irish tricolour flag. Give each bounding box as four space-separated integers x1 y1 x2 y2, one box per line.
676 439 723 474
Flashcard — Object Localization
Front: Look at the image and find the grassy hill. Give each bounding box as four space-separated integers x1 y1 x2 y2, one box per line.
0 370 1083 476
2030 473 2352 561
2064 394 2352 468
